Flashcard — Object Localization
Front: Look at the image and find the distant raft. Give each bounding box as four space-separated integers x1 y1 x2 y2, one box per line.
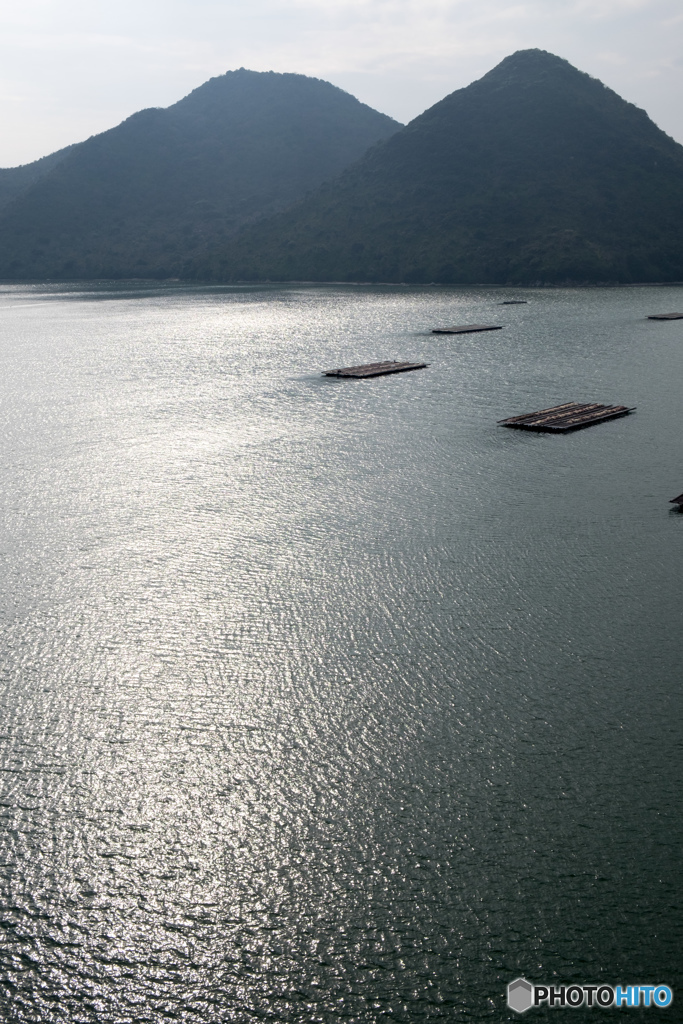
500 300 528 305
324 360 427 379
432 324 503 334
647 313 683 320
498 402 634 433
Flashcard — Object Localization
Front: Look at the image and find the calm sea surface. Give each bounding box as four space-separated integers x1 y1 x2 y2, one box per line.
0 282 681 1022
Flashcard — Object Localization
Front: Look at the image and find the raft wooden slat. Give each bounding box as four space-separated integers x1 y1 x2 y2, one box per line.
647 313 683 320
324 360 427 379
432 324 503 334
498 401 634 433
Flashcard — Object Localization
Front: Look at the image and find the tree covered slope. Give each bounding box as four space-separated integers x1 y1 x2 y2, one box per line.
0 146 77 215
192 50 683 284
0 71 400 280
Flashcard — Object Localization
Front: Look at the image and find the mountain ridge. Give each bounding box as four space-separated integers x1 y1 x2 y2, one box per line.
0 70 401 280
190 50 683 285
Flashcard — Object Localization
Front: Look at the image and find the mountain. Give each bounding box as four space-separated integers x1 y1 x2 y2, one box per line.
192 50 683 284
0 72 400 280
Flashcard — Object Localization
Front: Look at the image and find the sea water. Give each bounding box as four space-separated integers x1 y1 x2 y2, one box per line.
0 282 681 1021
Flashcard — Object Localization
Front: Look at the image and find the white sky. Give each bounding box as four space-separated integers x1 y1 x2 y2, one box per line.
1 0 682 166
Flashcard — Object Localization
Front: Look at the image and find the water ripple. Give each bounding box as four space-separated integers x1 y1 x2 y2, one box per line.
0 283 681 1021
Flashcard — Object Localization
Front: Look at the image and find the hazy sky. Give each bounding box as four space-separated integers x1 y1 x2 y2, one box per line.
1 0 682 166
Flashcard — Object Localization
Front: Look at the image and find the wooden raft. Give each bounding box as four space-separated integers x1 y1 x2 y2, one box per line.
500 300 527 305
432 324 502 334
324 360 427 379
647 313 683 320
498 402 634 433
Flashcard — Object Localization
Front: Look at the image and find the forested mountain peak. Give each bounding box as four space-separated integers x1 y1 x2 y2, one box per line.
194 50 683 284
0 70 401 280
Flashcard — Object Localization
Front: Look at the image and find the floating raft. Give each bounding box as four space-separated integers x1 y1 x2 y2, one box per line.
647 312 683 320
669 493 683 508
498 402 634 433
432 324 502 334
324 360 427 379
500 300 527 305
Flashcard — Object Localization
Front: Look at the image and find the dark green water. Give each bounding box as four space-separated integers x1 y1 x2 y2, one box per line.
0 282 681 1022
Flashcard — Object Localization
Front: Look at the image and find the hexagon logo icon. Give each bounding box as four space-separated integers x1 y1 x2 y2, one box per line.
508 977 534 1014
